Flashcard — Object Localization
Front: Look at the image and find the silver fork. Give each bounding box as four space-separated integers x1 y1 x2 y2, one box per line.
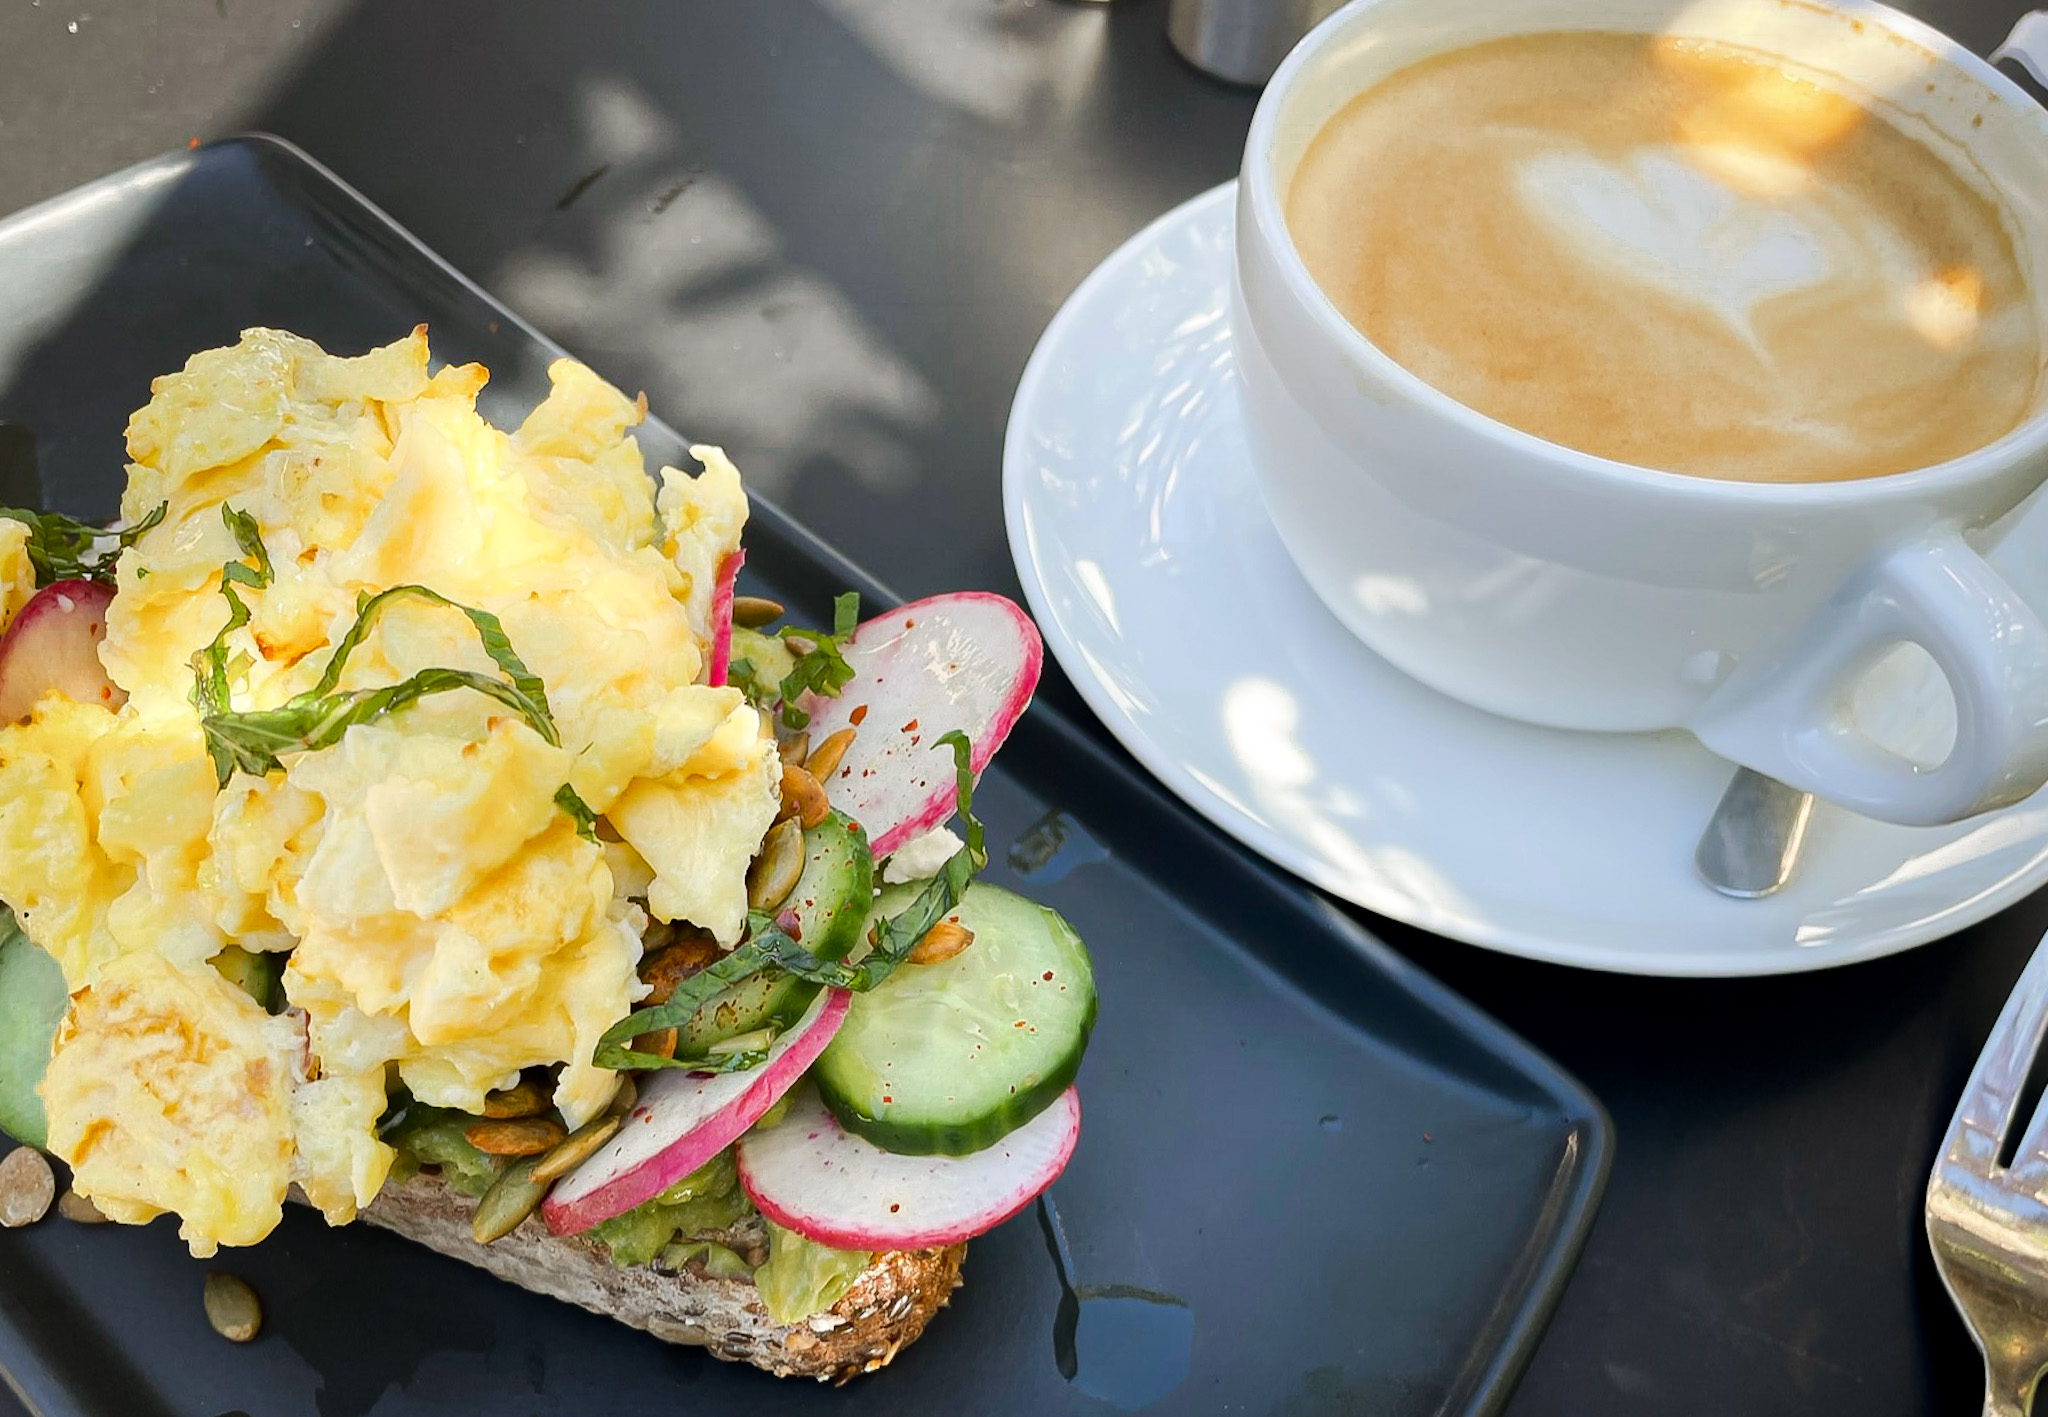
1928 934 2048 1416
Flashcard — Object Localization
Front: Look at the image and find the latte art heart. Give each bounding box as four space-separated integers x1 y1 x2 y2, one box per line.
1286 32 2039 482
1516 145 1849 347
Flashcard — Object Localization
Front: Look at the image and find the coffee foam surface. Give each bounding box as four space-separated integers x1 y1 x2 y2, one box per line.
1286 32 2041 482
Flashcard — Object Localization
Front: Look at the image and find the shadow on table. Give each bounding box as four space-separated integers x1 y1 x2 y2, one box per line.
1382 897 2043 1414
232 0 1254 603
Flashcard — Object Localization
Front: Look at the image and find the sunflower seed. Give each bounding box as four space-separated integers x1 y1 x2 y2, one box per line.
203 1272 262 1342
907 919 974 965
57 1188 107 1224
777 731 810 769
471 1155 550 1244
0 1147 54 1227
531 1114 623 1185
465 1117 568 1157
804 727 856 783
747 817 805 912
731 596 785 629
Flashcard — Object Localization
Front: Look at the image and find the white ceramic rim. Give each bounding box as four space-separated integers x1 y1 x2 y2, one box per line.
1242 0 2048 510
1004 181 2048 976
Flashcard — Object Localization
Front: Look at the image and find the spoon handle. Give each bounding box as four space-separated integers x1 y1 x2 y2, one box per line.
1695 766 1815 899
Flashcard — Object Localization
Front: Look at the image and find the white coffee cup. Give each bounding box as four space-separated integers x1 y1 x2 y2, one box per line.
1232 0 2048 828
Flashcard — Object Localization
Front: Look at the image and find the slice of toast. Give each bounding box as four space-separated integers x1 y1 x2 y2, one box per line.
359 1171 967 1382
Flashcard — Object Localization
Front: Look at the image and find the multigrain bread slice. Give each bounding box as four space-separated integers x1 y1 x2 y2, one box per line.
359 1172 967 1382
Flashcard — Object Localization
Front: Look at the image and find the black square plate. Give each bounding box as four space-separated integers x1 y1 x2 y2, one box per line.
0 137 1608 1417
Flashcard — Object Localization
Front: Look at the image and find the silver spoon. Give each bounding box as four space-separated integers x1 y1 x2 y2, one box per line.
1694 766 1815 899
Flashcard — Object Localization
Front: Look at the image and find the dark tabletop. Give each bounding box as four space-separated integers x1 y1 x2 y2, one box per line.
0 1 2041 1413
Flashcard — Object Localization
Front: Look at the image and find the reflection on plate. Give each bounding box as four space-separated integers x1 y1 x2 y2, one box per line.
1003 180 2048 977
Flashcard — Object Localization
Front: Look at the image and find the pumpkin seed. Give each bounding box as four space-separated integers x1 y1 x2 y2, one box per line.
203 1272 262 1342
639 932 720 1005
777 731 811 769
804 727 855 783
481 1077 549 1119
731 596 785 629
0 1147 54 1227
471 1155 549 1245
907 919 975 965
531 1114 623 1185
57 1188 107 1224
779 762 829 829
465 1117 568 1157
634 1027 678 1061
707 1027 774 1056
747 818 805 912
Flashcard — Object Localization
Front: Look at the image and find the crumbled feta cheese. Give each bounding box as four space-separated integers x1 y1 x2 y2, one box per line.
881 827 964 884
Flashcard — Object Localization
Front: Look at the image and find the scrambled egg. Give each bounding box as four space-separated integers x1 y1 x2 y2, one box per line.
0 328 779 1255
41 951 302 1251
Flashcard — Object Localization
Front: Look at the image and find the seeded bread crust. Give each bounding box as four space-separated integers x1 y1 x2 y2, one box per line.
359 1171 967 1382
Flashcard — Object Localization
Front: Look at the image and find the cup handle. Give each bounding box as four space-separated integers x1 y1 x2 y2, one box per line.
1690 530 2048 827
1993 11 2048 91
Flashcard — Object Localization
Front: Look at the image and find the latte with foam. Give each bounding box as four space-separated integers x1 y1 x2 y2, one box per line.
1285 32 2041 482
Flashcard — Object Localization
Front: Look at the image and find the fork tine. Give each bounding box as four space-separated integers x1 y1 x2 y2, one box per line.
1940 932 2048 1182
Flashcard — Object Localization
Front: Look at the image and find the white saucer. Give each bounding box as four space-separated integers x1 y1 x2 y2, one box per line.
1002 182 2048 977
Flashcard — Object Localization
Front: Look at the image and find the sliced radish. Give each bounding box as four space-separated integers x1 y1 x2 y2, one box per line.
0 579 123 724
736 1083 1080 1251
706 549 744 688
799 592 1042 858
542 986 848 1235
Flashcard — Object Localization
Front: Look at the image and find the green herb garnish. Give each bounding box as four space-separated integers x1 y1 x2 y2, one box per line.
594 729 985 1072
554 783 601 843
191 507 601 837
0 502 166 587
728 591 859 730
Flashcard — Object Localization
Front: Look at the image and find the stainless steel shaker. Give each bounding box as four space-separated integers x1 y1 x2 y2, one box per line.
1166 0 1346 86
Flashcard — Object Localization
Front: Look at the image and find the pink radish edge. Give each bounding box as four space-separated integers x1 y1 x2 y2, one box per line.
735 1087 1081 1252
815 591 1043 859
541 986 848 1235
0 579 124 724
706 549 745 688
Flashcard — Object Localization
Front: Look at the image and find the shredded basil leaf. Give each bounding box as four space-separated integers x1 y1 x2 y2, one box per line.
554 783 600 843
0 502 165 587
220 505 272 590
200 666 557 784
934 728 987 871
304 584 556 719
190 515 592 837
190 506 273 750
724 655 759 701
766 591 860 730
592 944 777 1071
195 565 566 786
594 730 985 1072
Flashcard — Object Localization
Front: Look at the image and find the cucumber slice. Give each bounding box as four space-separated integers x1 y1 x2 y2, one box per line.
676 810 872 1054
0 910 68 1149
814 882 1096 1157
211 944 283 1012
